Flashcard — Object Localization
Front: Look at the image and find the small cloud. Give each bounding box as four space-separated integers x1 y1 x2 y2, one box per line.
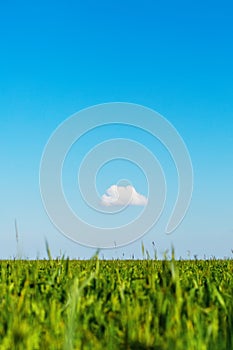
101 185 148 207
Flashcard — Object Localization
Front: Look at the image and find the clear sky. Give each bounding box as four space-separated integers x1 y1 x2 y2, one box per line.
1 0 233 259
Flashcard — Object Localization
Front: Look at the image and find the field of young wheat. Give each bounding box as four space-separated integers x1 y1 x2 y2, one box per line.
0 257 232 350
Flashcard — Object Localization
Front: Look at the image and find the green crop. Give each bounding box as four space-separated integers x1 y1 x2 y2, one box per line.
0 257 232 349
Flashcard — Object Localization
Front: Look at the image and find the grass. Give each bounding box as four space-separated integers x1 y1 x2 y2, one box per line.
0 256 232 349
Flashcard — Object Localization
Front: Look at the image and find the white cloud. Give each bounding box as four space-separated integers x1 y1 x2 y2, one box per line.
101 185 148 207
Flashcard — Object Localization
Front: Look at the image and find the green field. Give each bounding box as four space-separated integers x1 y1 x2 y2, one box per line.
0 257 232 350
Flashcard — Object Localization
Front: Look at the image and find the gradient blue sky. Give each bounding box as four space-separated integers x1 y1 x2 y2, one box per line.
1 0 233 259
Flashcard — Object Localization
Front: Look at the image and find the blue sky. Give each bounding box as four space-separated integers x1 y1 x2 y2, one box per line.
0 0 233 259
